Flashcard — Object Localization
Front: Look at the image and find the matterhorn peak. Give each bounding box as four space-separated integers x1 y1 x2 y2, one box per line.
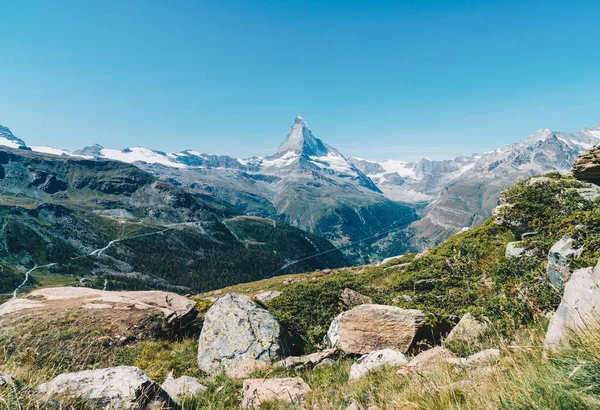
276 116 330 157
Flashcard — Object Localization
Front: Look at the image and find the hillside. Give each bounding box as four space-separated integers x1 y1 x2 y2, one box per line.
3 146 600 408
0 146 349 299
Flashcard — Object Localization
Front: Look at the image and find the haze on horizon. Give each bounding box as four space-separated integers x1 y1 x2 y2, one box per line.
1 0 600 162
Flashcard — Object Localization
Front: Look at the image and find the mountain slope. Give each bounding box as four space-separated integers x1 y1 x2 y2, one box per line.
0 144 349 297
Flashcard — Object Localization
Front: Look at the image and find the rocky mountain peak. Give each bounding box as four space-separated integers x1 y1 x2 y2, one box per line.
276 116 329 157
0 125 28 149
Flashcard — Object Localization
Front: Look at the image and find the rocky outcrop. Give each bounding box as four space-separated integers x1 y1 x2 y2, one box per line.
37 366 174 409
197 293 284 375
274 348 337 370
547 237 583 290
349 349 408 381
241 377 312 409
446 313 490 344
254 291 281 303
573 145 600 182
545 258 600 351
160 373 206 404
340 288 372 308
324 304 427 354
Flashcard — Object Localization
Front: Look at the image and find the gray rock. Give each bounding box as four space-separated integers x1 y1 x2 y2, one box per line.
349 349 408 381
274 348 337 370
547 237 583 290
37 366 173 409
446 313 490 344
396 347 455 376
254 291 281 303
325 304 426 354
505 242 526 258
241 377 311 409
197 293 283 375
161 372 206 404
545 258 600 351
0 372 15 387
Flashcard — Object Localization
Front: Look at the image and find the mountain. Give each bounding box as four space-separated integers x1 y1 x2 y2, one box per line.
351 122 600 247
0 141 349 298
0 126 28 150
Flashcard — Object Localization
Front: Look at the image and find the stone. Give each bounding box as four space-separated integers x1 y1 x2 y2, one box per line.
224 359 269 379
197 293 283 375
396 347 455 376
573 145 600 182
241 377 312 409
465 348 501 365
37 366 173 409
315 358 335 368
254 291 281 303
545 258 600 351
340 288 372 308
161 372 207 404
0 372 15 387
445 313 490 344
547 237 583 290
346 402 360 410
349 349 408 381
325 304 427 354
274 348 337 370
505 241 526 258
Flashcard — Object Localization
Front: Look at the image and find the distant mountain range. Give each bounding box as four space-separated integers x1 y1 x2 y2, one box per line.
2 117 599 258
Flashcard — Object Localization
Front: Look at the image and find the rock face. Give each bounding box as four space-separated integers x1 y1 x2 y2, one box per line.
446 313 490 344
197 293 284 375
349 349 408 380
1 287 197 326
241 377 312 409
340 288 373 308
37 366 173 409
545 259 600 351
324 304 427 354
160 372 206 404
547 237 583 290
573 144 600 182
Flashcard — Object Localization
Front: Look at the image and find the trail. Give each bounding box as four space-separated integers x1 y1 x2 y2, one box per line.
11 221 199 299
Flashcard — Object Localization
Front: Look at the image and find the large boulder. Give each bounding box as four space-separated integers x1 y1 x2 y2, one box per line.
545 259 600 351
324 304 427 354
197 293 287 375
573 145 600 182
241 378 312 409
161 372 206 404
37 366 174 409
547 237 583 290
349 349 408 381
446 313 490 344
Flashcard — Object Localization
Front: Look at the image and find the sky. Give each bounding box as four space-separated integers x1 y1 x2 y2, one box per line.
1 0 600 161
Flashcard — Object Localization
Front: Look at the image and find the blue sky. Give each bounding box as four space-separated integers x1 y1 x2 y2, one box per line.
1 0 599 161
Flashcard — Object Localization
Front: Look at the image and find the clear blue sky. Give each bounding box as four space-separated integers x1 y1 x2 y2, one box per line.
1 0 599 161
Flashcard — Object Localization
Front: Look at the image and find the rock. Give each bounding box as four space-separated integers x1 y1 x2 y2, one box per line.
547 237 583 290
37 366 174 409
545 258 600 351
241 378 312 409
340 288 372 308
445 313 490 344
274 348 337 370
413 278 442 291
396 347 455 376
346 402 360 410
197 293 284 375
349 349 408 380
161 372 207 404
573 145 600 182
325 304 427 354
315 358 335 368
224 359 269 379
576 186 600 201
505 241 526 258
465 348 501 365
0 287 197 325
254 291 281 303
0 372 15 387
492 203 529 237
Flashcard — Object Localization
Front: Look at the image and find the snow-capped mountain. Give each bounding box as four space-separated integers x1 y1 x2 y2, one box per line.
351 121 600 247
0 126 28 150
